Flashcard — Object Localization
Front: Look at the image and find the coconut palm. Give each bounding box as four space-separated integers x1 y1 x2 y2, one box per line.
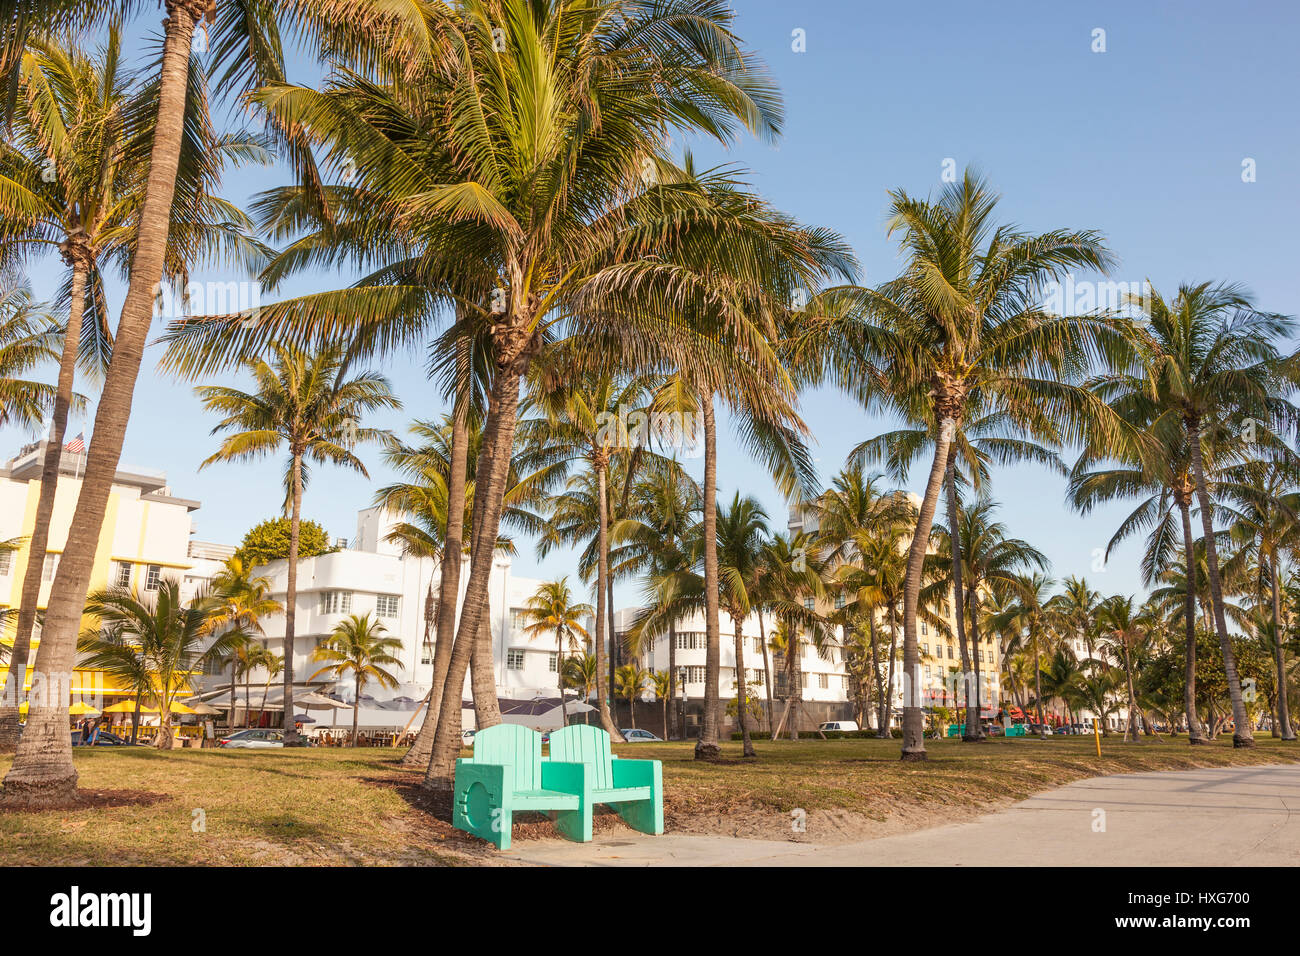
518 578 592 729
0 278 56 429
76 578 241 750
615 664 651 730
1218 454 1300 740
379 412 560 764
1090 281 1300 746
810 169 1124 759
1096 595 1147 741
562 652 598 718
650 670 673 739
309 613 404 746
992 573 1058 736
934 494 1048 739
206 555 281 727
195 343 397 743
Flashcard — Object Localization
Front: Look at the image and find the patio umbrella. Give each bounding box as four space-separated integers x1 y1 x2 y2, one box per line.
182 699 221 716
293 714 317 723
102 701 158 714
68 701 101 716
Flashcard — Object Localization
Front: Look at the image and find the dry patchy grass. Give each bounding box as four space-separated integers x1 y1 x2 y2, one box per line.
1 734 1296 862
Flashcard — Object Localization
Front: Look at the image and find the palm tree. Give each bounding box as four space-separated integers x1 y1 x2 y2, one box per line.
195 343 397 744
207 555 281 728
562 652 598 722
1218 455 1300 741
518 578 592 729
0 278 56 429
650 670 673 739
159 1 798 789
615 664 651 730
1096 595 1147 741
813 169 1123 759
379 413 560 764
993 573 1058 737
77 579 240 750
934 494 1048 739
310 613 403 746
1093 282 1300 746
253 651 284 730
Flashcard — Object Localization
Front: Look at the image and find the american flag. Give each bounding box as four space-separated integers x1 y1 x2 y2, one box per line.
64 432 85 454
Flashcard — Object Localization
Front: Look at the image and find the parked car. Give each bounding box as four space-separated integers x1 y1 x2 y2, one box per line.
70 730 138 747
1072 723 1095 735
982 724 1004 737
1056 725 1076 736
1025 723 1054 736
218 729 285 749
620 729 662 742
462 729 477 747
818 721 859 733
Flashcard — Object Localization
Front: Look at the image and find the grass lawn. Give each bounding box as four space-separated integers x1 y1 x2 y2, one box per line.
1 735 1296 863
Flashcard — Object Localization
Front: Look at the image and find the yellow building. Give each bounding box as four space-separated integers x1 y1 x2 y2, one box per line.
0 440 201 706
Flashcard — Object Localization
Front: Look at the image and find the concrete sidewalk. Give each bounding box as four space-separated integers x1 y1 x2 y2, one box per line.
501 764 1300 866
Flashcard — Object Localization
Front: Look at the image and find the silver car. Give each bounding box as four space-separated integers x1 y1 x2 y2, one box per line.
218 729 285 749
619 729 662 742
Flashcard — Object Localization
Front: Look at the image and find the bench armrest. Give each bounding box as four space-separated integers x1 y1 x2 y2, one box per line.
455 759 512 801
610 757 660 790
540 759 589 796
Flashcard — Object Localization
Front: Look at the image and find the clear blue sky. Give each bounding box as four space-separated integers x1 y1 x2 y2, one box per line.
4 0 1298 608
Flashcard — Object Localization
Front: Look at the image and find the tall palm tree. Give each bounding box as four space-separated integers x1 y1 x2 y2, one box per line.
309 613 403 746
993 573 1058 736
1096 595 1146 742
1218 454 1300 741
518 578 592 729
195 343 397 744
77 578 240 749
1091 281 1300 746
207 555 281 728
812 169 1124 759
158 1 799 788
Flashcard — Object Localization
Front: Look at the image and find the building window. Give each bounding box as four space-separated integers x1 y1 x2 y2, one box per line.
925 665 932 679
376 594 400 617
113 561 132 589
507 649 526 670
420 645 434 665
946 645 954 659
0 550 11 576
804 597 815 611
42 553 59 582
509 608 527 632
834 592 845 609
751 669 765 686
320 591 353 614
800 673 808 688
922 642 929 655
548 653 558 673
685 665 705 684
675 632 706 651
144 564 162 591
818 673 829 690
920 621 928 636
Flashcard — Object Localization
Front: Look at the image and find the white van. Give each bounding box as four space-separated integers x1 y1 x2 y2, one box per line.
818 721 859 733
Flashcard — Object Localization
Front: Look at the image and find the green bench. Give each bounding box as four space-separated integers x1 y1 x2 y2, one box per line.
451 723 664 850
452 723 588 850
546 725 663 842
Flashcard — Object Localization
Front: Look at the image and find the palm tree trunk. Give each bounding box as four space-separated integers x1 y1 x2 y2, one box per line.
130 700 140 745
758 610 775 736
882 603 900 735
1177 499 1207 744
967 582 984 740
556 628 567 728
944 454 977 741
228 672 237 733
1123 646 1139 743
351 673 361 746
1034 635 1045 734
425 350 527 789
1186 424 1254 746
470 608 501 725
733 615 754 757
1269 544 1295 740
592 462 622 740
696 393 722 760
667 618 677 738
869 613 886 736
403 332 471 766
282 451 303 744
901 417 956 760
0 4 205 805
788 641 802 740
0 248 89 753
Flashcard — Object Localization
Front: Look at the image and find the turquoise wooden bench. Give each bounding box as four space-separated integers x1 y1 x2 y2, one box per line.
452 724 588 850
546 725 663 842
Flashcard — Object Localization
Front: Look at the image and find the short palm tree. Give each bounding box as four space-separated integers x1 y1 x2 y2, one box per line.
650 670 673 739
562 652 599 720
309 613 404 746
196 343 397 743
813 169 1125 759
77 579 240 749
615 664 652 730
1096 595 1146 742
518 578 592 729
207 556 281 727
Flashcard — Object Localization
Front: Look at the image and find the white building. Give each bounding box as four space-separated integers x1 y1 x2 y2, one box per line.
203 507 592 726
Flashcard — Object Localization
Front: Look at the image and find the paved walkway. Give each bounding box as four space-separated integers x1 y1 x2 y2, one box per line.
502 764 1300 866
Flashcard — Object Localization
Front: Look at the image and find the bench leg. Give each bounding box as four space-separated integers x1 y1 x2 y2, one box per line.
554 800 592 843
615 797 662 836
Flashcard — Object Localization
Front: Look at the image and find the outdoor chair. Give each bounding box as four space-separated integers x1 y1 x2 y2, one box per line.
451 724 587 851
545 725 663 842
